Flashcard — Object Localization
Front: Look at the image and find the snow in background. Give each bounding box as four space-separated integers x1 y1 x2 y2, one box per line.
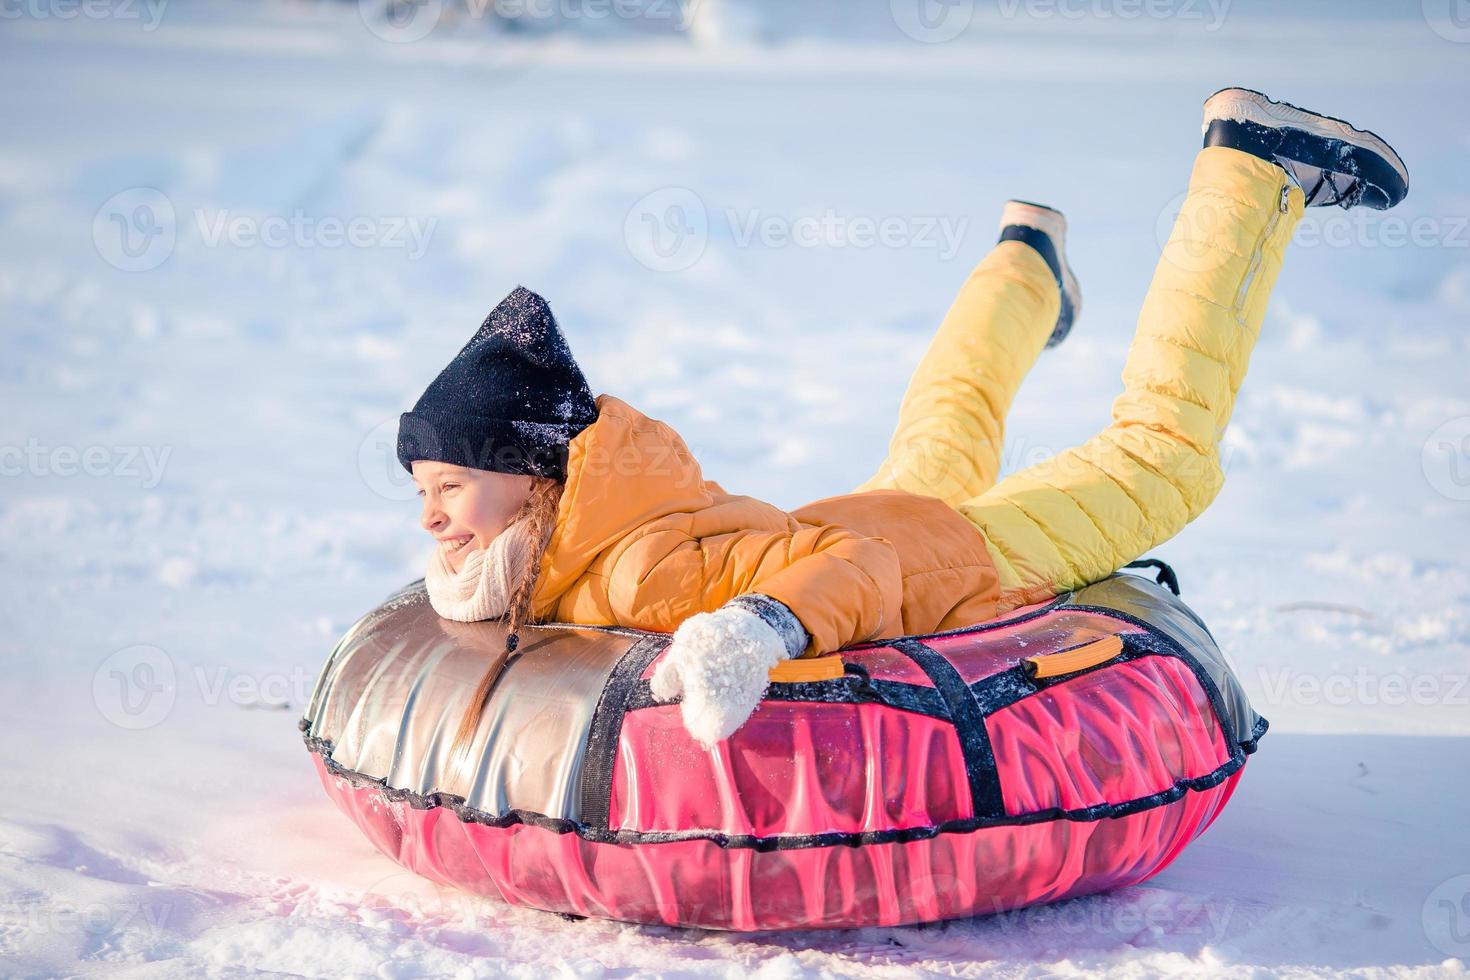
2 0 1469 975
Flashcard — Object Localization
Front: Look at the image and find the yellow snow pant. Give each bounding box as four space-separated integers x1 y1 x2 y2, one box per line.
856 146 1304 608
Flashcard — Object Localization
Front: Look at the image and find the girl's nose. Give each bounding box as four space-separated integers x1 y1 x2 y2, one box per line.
421 502 445 532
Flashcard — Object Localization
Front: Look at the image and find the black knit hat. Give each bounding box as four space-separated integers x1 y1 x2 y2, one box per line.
396 286 599 481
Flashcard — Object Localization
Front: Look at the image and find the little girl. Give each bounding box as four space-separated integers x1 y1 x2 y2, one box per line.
399 86 1409 748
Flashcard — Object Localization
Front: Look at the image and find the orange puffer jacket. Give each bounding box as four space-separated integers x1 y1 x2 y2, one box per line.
529 394 1001 657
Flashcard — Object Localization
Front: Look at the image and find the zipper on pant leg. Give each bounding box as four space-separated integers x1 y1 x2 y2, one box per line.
1233 177 1292 323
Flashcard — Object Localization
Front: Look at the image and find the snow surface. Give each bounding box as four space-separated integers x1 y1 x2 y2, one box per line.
3 1 1469 976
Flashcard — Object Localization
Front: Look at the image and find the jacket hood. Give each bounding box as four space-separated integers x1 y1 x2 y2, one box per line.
530 394 719 616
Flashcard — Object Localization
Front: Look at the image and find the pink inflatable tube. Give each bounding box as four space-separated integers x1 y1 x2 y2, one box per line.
302 569 1266 930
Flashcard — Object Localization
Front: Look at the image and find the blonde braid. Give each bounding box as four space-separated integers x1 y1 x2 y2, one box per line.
446 475 565 773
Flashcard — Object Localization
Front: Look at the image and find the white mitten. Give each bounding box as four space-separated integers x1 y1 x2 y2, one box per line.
650 594 810 748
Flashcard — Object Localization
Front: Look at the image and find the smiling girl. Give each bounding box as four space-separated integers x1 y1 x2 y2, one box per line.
396 87 1408 748
413 462 547 623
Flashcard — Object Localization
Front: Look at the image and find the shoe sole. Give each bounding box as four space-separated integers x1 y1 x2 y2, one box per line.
1202 86 1409 208
998 200 1081 346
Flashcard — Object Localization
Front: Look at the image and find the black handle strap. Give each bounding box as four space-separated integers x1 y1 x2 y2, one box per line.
1124 558 1180 595
578 634 669 830
891 638 1007 820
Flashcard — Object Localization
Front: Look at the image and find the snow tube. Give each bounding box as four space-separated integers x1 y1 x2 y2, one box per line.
301 570 1266 931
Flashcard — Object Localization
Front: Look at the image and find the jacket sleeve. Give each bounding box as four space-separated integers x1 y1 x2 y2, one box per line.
603 520 905 657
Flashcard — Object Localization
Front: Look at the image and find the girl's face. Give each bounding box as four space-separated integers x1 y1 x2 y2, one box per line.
411 461 534 573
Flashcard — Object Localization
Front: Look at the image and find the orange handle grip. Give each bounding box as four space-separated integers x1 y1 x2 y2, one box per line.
768 655 845 683
1023 635 1124 679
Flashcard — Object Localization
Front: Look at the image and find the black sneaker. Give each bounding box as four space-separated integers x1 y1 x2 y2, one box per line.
1201 86 1409 210
996 200 1081 348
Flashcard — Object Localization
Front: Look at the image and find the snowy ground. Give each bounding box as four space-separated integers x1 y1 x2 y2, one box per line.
3 0 1469 975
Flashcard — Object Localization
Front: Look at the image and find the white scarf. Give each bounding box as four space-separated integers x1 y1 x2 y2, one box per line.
424 518 541 623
